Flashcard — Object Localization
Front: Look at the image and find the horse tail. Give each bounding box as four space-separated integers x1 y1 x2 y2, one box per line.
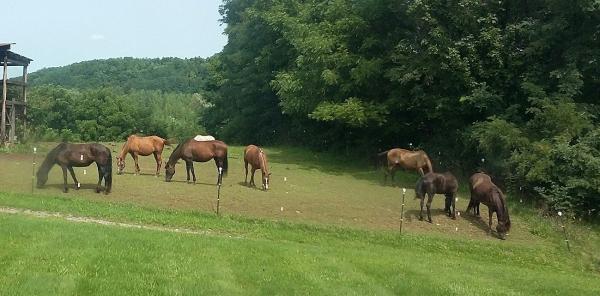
375 150 388 169
221 148 229 176
415 178 425 200
163 138 176 146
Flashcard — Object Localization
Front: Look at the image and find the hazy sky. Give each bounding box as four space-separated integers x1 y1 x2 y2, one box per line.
3 0 227 75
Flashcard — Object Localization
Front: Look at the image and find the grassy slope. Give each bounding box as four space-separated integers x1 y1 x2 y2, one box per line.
0 192 599 295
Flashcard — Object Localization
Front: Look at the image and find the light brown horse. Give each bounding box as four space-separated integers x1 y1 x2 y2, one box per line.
415 172 458 222
377 148 433 185
116 135 173 176
244 145 271 190
165 138 228 185
467 172 511 239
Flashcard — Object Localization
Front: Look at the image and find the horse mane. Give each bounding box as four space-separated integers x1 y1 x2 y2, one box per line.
37 143 67 180
167 142 184 165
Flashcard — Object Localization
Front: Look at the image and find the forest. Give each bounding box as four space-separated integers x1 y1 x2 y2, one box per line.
27 0 600 218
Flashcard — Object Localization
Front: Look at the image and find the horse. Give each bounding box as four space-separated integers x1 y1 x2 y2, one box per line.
244 145 271 190
36 142 112 194
415 172 458 222
164 138 228 185
116 135 173 176
467 172 511 239
376 148 433 185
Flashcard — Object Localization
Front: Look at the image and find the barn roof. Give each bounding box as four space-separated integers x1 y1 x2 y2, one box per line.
0 43 33 66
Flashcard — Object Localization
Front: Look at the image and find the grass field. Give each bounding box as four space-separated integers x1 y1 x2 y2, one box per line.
1 144 599 295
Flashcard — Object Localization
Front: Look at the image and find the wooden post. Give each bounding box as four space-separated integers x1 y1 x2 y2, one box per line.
22 65 27 139
558 211 571 252
1 56 7 144
400 188 406 234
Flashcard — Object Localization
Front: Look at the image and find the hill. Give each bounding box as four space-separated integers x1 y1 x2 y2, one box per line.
29 57 211 93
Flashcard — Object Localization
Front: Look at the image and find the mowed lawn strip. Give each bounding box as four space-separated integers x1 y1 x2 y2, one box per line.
0 211 598 296
0 192 599 295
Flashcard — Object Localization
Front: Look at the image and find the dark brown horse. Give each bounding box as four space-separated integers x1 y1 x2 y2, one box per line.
377 148 433 185
164 138 228 185
415 172 458 222
244 145 271 190
36 143 112 194
116 135 173 176
467 172 511 239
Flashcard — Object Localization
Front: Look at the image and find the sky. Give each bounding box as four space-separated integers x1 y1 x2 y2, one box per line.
3 0 227 76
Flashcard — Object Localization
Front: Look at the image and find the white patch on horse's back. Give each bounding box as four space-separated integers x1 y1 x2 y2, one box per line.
193 135 215 142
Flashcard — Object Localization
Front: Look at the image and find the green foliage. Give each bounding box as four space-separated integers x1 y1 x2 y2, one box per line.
209 0 600 217
29 57 210 93
28 86 206 141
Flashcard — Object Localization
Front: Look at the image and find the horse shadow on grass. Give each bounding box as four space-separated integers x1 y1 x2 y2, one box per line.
237 181 266 191
404 208 455 224
461 211 496 234
43 183 106 193
266 147 421 188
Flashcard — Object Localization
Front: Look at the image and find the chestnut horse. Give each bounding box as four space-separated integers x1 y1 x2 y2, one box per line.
467 172 511 239
376 148 433 185
165 138 228 185
244 145 271 190
36 143 112 194
415 172 458 222
116 135 173 176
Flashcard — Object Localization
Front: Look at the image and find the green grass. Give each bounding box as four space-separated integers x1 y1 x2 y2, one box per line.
0 191 599 295
1 144 599 294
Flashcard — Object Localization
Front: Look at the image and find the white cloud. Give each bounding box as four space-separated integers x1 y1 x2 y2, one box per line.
89 34 105 41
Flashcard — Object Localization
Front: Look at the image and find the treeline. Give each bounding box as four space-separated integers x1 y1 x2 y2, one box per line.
29 57 210 93
204 0 600 218
28 85 208 142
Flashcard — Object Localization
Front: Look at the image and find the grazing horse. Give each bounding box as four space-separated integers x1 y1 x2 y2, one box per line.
244 145 271 190
467 172 511 239
164 138 228 185
36 143 112 194
415 172 458 222
376 148 433 185
116 135 173 176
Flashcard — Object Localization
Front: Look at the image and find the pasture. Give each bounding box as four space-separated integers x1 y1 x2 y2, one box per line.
0 144 599 295
2 143 524 239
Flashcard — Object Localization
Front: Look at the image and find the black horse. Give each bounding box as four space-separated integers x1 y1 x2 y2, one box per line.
36 143 112 194
467 172 511 239
415 172 458 223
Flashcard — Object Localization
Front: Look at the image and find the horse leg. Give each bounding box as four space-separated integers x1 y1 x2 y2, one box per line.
418 167 425 176
60 166 69 193
451 193 456 219
426 193 434 223
153 152 161 177
185 161 192 183
419 195 425 221
133 153 140 175
190 163 197 184
488 209 493 235
96 163 103 193
67 166 80 190
244 160 249 185
250 168 256 187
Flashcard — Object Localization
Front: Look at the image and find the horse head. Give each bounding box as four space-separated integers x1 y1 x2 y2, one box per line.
165 163 176 182
36 170 48 187
493 188 511 239
116 157 125 175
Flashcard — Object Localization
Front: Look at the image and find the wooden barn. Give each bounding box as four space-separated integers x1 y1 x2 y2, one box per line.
0 43 32 144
